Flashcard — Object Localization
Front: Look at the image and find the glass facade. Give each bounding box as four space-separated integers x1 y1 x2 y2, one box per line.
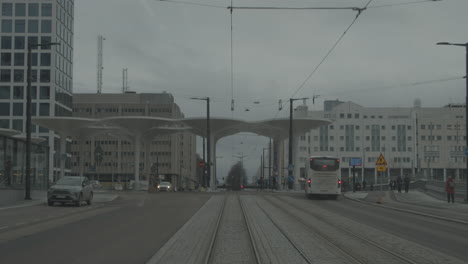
0 135 49 189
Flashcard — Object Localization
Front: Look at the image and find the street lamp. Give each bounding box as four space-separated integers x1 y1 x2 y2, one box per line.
25 41 60 200
288 97 309 190
437 42 468 202
190 97 212 189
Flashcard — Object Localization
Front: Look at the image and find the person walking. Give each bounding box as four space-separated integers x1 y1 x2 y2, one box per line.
404 175 410 193
396 176 403 193
362 179 367 191
445 176 456 203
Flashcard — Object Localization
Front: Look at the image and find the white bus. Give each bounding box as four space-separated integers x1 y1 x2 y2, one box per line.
305 156 342 199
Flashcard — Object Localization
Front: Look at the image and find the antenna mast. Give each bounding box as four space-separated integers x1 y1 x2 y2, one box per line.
97 35 105 93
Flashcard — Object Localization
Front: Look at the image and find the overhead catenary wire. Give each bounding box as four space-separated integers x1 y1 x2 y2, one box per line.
157 0 225 9
368 0 443 9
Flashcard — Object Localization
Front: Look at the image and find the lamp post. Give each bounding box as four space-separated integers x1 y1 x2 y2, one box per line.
288 97 309 190
25 41 60 200
437 42 468 202
191 97 211 189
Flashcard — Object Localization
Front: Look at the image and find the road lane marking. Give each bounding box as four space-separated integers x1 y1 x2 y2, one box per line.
0 226 9 230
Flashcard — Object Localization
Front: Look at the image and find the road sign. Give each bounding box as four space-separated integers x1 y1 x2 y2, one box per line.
349 157 362 166
375 153 387 166
377 165 387 172
465 147 468 156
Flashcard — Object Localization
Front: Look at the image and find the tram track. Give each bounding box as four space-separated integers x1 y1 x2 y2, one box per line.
266 195 420 264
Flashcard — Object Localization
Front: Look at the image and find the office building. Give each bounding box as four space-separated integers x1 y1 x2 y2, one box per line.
0 1 74 181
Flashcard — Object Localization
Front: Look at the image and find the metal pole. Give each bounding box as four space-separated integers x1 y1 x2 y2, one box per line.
465 45 468 202
202 136 206 187
207 98 212 189
25 44 32 200
261 153 264 189
269 138 272 189
288 98 293 189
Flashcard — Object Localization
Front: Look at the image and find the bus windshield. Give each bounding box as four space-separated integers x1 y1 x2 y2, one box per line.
310 158 339 171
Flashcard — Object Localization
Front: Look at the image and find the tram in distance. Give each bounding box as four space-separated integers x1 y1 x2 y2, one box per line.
304 156 341 199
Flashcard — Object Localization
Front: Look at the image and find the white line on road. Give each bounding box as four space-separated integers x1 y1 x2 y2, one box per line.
15 222 26 226
0 226 9 230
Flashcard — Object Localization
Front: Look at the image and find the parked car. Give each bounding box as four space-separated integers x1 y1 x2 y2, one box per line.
47 176 93 206
158 181 172 192
89 180 102 190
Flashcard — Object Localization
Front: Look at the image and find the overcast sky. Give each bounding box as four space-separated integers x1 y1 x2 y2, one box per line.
73 0 468 182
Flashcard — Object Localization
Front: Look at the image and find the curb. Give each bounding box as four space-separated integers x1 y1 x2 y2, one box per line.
0 200 44 211
344 193 468 226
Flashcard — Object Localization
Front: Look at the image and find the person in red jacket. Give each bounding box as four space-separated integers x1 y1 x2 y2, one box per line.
445 176 456 203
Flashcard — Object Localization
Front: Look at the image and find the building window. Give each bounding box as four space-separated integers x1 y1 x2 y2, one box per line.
13 70 24 82
330 147 334 151
340 147 344 151
41 20 51 33
330 136 334 141
356 125 360 130
340 113 345 118
0 119 8 128
354 113 359 119
14 20 25 33
13 53 24 66
41 4 52 17
29 3 39 16
1 36 12 49
382 136 386 140
392 147 396 152
436 124 442 130
40 86 49 99
1 19 12 33
366 125 370 130
40 53 51 66
340 125 344 130
0 103 10 115
340 136 344 140
421 125 425 129
437 136 442 141
0 86 10 99
28 20 39 33
40 70 50 82
1 53 11 66
13 86 23 99
381 125 385 130
15 3 26 16
408 136 412 141
41 36 51 49
2 3 12 16
447 136 452 141
347 113 352 118
363 115 367 119
0 70 11 82
14 36 25 49
329 125 334 130
39 103 49 116
12 119 22 131
421 135 426 140
408 147 412 152
13 102 22 116
391 136 396 141
408 125 412 130
379 116 383 119
356 147 360 151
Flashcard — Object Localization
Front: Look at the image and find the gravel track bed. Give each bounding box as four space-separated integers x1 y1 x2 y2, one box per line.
274 195 465 264
209 194 257 264
240 195 309 264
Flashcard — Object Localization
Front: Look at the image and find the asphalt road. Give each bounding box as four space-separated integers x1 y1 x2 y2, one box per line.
291 193 468 262
0 192 211 264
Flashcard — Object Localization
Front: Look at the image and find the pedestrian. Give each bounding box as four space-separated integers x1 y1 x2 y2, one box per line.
370 182 374 191
362 179 367 191
404 175 410 193
396 176 403 193
389 180 393 190
445 176 456 203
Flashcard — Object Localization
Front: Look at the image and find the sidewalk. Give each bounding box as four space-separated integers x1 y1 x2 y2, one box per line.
392 190 468 210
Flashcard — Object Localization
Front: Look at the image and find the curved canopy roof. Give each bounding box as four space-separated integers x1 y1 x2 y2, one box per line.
32 116 332 141
0 128 21 137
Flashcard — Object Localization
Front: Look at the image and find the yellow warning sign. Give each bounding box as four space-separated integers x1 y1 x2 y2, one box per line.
377 165 387 172
376 153 387 166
